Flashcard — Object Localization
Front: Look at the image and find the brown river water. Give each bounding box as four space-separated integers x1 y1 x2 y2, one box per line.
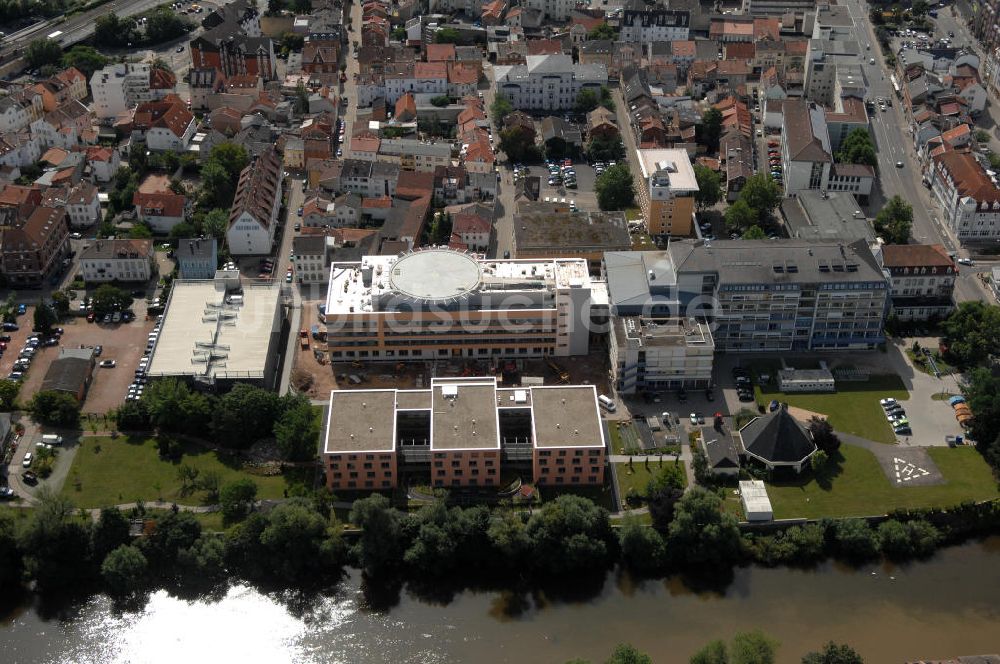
2 537 999 663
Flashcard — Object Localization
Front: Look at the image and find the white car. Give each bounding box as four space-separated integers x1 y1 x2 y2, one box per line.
880 398 897 408
22 452 32 467
957 258 974 266
689 413 699 426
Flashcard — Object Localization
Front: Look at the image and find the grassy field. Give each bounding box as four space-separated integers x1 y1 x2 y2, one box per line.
766 445 1000 519
614 459 687 501
63 436 308 509
756 374 909 444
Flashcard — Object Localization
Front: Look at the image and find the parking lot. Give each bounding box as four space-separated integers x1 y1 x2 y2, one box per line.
513 159 604 211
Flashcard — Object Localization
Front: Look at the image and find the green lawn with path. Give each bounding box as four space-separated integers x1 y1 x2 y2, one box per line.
63 436 306 508
756 374 908 444
614 458 687 499
766 445 1000 519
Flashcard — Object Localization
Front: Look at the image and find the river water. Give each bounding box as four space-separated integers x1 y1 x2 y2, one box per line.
2 538 999 664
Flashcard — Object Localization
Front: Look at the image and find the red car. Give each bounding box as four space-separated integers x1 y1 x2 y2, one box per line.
87 312 95 323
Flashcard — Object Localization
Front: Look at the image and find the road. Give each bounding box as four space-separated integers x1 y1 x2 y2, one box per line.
839 0 993 303
482 62 516 259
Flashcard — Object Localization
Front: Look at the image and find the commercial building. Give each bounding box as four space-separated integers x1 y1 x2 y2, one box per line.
79 239 154 283
322 376 606 491
604 239 888 352
176 237 218 280
511 208 631 273
609 316 714 394
635 148 698 237
880 243 957 321
494 55 608 111
226 149 282 256
147 272 285 388
325 249 602 361
929 150 1000 244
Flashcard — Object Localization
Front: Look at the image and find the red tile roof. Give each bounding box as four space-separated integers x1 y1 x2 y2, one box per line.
426 44 456 62
133 191 186 218
414 61 448 79
527 39 563 56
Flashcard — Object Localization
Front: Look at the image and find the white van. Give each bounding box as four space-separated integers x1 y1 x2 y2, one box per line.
41 434 63 446
597 394 616 412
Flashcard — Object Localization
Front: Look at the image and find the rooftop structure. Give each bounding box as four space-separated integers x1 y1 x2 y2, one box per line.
610 316 715 393
148 274 284 387
511 209 631 272
781 191 873 243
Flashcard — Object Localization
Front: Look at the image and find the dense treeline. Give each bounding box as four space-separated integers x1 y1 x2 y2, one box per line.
575 636 865 664
113 378 320 461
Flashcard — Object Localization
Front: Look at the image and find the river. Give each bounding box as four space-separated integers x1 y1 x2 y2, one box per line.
2 538 1000 664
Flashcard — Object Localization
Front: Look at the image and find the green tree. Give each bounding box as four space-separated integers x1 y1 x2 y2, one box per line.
833 519 880 561
50 290 70 316
200 143 249 208
274 394 320 461
606 644 653 664
435 27 460 43
490 94 514 121
646 463 685 531
618 516 667 575
91 507 133 563
25 39 63 69
141 378 213 435
691 640 729 664
667 488 742 568
873 195 912 244
487 509 532 569
18 490 93 592
28 390 80 427
694 163 722 209
220 478 259 523
295 82 310 114
430 95 450 107
114 399 150 431
963 367 1000 469
811 448 829 473
94 15 134 48
139 511 202 575
801 642 864 664
129 223 153 239
61 45 109 78
33 299 56 333
145 7 193 44
911 0 929 18
699 107 723 151
587 135 625 162
738 173 781 221
91 284 132 318
575 88 600 113
724 199 756 232
211 383 282 448
742 224 767 240
0 510 22 591
101 545 148 597
526 494 616 576
499 126 539 163
807 416 841 452
588 22 618 40
201 208 230 240
942 302 1000 368
837 128 877 167
731 631 778 664
877 519 940 559
595 163 635 211
391 27 406 41
350 494 409 576
0 379 21 411
176 534 227 587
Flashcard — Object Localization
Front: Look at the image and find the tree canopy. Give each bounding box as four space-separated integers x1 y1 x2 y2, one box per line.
25 39 63 69
739 173 782 220
525 494 616 576
588 22 618 40
873 195 912 244
500 126 541 163
595 163 635 211
942 301 1000 368
490 94 514 122
742 224 767 240
724 199 756 232
694 163 722 209
801 642 864 664
699 107 723 152
667 488 742 568
29 390 80 427
91 284 132 318
837 129 877 167
576 88 601 113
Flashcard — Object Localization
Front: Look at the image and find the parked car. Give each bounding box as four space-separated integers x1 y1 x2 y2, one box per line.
17 303 26 315
0 486 15 499
22 471 37 485
94 345 103 357
880 397 898 408
100 359 116 368
22 452 32 467
2 323 18 331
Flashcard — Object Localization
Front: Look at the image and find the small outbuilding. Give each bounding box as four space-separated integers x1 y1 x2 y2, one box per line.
699 420 741 477
739 479 773 522
40 347 95 402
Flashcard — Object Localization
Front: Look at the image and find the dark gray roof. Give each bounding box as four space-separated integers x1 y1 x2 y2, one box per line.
41 356 92 396
177 237 216 261
700 422 741 469
740 409 816 464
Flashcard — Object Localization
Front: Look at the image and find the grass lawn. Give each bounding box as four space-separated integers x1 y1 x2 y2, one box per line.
614 459 687 502
63 436 309 509
766 445 1000 520
539 481 617 512
756 374 908 445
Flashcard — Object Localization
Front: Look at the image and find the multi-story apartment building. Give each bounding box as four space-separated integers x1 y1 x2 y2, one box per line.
227 149 282 255
292 235 334 284
494 55 608 111
604 240 888 353
322 377 606 491
804 39 863 107
90 63 173 120
635 148 698 237
880 244 956 321
79 239 154 283
0 206 70 287
325 249 601 361
619 8 690 43
930 150 1000 243
522 0 576 21
609 315 715 394
132 98 196 152
781 100 875 198
378 139 452 172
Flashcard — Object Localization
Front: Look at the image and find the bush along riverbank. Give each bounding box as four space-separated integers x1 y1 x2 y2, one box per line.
3 489 1000 604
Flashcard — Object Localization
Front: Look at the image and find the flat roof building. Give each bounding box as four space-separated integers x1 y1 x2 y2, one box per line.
781 191 874 244
610 316 714 394
635 148 699 237
323 377 607 491
147 272 285 388
325 249 604 362
511 208 631 274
